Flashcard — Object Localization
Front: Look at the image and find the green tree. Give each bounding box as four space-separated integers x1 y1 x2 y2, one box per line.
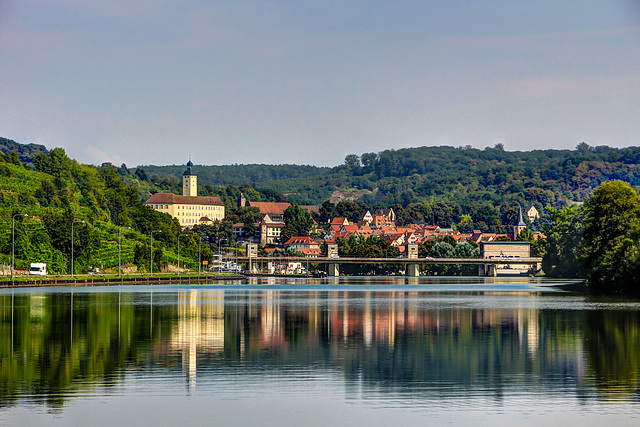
582 180 640 295
344 154 361 170
281 204 314 243
516 228 534 242
542 205 586 278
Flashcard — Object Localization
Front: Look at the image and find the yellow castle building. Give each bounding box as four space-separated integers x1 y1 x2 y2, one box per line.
144 160 225 227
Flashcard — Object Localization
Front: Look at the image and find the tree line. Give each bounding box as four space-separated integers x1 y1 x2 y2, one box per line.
130 143 640 209
542 180 640 296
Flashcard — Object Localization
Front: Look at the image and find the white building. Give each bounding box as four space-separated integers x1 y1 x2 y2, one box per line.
145 160 225 227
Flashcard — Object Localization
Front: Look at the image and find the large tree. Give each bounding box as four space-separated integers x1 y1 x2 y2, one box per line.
280 204 314 243
581 180 640 295
542 205 586 278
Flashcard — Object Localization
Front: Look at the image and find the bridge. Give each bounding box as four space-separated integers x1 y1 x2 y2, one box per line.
236 242 542 277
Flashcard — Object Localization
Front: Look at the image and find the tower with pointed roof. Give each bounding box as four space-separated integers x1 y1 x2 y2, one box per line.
513 206 527 239
182 159 197 197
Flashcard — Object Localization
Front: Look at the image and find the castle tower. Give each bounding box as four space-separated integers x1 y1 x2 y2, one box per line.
238 192 247 208
513 206 527 239
182 160 197 197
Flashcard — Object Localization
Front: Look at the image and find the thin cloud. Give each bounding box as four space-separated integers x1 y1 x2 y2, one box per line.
84 145 122 166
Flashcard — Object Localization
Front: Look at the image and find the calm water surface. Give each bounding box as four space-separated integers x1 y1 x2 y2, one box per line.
1 276 639 426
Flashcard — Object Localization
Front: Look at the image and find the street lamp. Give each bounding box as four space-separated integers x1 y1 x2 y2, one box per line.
11 214 28 280
198 235 202 275
218 238 227 273
71 220 85 277
119 226 131 276
150 230 162 275
177 233 185 275
235 241 239 273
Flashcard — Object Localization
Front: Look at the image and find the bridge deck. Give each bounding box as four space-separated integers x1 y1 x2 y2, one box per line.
237 256 542 265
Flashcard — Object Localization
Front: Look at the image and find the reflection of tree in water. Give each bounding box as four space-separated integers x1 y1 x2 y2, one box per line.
583 309 640 399
220 292 589 402
2 290 640 409
0 293 147 409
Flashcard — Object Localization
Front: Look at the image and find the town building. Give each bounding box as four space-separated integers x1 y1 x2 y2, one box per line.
283 236 321 257
512 206 527 239
259 213 284 245
145 160 225 227
237 194 320 245
525 205 540 222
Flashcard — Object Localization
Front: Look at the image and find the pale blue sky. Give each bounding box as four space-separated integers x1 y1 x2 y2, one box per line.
1 0 639 167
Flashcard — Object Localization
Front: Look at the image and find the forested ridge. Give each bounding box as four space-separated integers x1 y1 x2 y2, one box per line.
0 137 48 164
137 143 640 209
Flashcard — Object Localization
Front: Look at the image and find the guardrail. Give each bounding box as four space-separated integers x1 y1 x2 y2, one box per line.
0 273 244 288
237 256 542 265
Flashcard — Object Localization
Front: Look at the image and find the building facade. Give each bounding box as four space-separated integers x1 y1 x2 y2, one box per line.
145 160 225 227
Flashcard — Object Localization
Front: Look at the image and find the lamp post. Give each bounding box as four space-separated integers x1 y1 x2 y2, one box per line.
198 235 202 275
71 220 85 277
11 214 28 280
177 233 185 275
218 238 227 273
235 241 239 273
150 230 162 275
119 226 131 276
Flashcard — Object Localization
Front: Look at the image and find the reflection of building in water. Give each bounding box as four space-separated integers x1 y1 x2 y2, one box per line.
183 289 584 392
261 291 284 347
363 292 373 347
171 291 225 390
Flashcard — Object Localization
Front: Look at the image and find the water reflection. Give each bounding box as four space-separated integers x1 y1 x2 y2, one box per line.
1 283 639 412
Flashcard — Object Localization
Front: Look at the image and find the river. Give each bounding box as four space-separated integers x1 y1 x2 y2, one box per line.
1 277 639 426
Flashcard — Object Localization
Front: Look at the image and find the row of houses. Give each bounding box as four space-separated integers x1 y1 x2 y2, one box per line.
247 203 543 257
322 207 542 253
144 161 543 253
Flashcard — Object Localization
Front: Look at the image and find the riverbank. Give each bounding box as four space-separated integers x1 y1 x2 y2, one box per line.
0 273 244 288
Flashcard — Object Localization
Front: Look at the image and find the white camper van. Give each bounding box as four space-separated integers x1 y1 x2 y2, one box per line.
29 263 47 276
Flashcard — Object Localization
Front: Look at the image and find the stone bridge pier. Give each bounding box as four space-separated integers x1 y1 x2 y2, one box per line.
405 243 420 277
327 243 340 277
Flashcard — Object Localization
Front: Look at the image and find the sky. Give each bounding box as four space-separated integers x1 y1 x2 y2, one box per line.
1 1 639 168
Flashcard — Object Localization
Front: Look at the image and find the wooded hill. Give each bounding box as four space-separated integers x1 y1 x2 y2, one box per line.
0 146 212 275
136 143 640 210
0 137 48 165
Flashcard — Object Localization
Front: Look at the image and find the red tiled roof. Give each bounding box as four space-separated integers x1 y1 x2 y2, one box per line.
301 205 320 214
284 236 320 246
249 202 291 215
145 193 224 206
248 201 319 216
342 224 358 233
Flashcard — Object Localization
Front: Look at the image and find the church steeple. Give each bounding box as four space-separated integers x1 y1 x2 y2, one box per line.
513 206 527 239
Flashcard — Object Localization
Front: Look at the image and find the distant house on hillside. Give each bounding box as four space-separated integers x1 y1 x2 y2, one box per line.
374 208 396 222
525 205 540 222
361 211 373 224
